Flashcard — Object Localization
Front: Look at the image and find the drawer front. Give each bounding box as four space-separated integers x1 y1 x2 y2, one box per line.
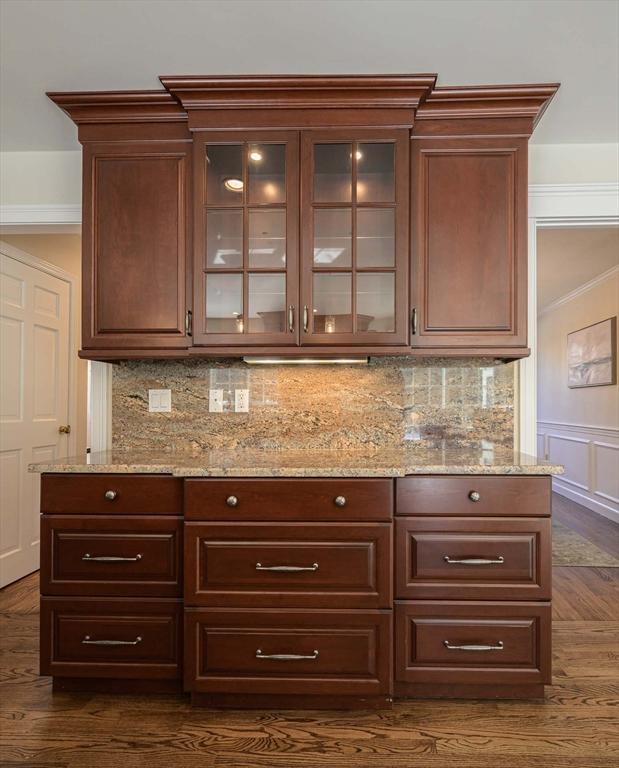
185 479 393 521
395 517 551 600
40 597 182 679
185 609 392 696
41 516 182 597
395 601 551 686
396 476 551 517
41 474 183 515
185 522 392 608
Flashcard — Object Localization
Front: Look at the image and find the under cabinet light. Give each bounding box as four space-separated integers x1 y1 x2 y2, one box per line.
242 357 369 365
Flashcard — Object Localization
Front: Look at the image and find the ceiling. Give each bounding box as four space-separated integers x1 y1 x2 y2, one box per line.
1 0 617 152
537 226 619 310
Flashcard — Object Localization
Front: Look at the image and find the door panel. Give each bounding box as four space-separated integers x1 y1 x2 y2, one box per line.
301 130 409 347
412 137 527 349
82 141 191 350
0 252 70 586
193 131 299 347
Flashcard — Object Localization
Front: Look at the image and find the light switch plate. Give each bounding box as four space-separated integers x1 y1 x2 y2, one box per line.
235 389 250 412
148 389 172 413
209 389 224 413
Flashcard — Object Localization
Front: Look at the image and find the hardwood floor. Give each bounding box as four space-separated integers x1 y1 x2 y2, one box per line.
1 493 617 768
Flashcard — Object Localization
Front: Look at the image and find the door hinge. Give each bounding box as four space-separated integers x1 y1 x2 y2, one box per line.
411 308 417 335
185 309 193 337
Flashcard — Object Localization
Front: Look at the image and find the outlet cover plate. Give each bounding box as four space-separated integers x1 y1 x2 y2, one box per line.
235 389 249 412
209 389 224 413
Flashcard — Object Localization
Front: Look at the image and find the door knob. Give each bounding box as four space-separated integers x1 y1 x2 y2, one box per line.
58 425 71 434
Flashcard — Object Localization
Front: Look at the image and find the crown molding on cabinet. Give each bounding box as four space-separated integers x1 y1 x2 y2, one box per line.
46 90 187 124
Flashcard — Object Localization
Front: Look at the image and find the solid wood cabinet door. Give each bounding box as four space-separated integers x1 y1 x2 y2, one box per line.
82 141 191 350
300 130 409 347
412 137 527 350
192 131 299 347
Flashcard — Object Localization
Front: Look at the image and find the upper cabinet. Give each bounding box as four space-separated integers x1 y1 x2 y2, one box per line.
49 77 558 361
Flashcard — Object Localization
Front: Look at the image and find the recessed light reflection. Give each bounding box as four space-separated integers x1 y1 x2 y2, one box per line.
249 150 263 162
350 150 363 160
224 178 244 192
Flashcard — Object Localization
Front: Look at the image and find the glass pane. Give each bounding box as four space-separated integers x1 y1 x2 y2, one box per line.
206 210 243 268
357 209 395 267
248 144 286 204
313 208 352 267
248 273 286 333
205 273 243 334
206 144 244 205
314 144 352 202
313 273 352 334
356 143 394 202
357 272 395 332
249 209 286 268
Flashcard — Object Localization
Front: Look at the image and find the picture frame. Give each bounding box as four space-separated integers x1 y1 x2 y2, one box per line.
567 316 617 389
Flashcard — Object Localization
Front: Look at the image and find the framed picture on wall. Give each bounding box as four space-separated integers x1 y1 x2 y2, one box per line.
567 316 617 388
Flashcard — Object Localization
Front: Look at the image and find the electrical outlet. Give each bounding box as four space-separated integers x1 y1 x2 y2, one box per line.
209 389 224 413
148 389 171 413
235 389 250 412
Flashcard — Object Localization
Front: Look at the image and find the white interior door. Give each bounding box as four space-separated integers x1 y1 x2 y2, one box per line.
0 252 71 587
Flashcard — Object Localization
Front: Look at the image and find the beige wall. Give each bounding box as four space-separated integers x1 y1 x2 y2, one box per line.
1 233 88 454
538 272 619 428
529 143 619 185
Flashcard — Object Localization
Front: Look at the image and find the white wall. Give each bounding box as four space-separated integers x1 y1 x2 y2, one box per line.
529 143 619 185
537 270 619 521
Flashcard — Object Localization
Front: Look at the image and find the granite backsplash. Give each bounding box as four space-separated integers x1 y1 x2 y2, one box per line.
111 358 516 452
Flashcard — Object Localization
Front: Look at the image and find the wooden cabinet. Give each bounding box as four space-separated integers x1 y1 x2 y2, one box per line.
49 77 558 361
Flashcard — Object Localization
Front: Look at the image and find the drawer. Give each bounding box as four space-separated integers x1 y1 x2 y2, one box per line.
184 479 393 521
396 476 551 517
395 601 551 687
40 515 182 597
395 517 551 600
184 608 392 697
40 597 182 679
185 522 392 608
41 474 183 515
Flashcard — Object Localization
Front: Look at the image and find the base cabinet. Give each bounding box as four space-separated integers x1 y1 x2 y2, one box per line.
39 472 552 705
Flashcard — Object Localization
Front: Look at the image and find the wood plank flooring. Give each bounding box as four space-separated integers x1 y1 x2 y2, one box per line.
1 493 617 768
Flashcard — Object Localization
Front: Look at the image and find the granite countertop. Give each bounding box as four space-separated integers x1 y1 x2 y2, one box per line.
28 446 564 477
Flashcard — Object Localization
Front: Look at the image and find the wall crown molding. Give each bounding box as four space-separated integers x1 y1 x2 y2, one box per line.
539 264 619 316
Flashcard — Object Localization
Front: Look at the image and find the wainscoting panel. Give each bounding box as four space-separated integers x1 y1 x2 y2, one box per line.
537 421 619 522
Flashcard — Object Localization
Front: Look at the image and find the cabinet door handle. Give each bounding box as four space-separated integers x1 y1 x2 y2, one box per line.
82 635 142 646
185 309 193 336
288 305 295 333
82 553 143 562
444 641 504 652
303 305 309 333
443 556 504 565
411 307 417 335
255 562 319 572
256 649 319 661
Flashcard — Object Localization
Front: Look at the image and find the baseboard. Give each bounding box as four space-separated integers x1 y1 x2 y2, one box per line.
553 479 619 524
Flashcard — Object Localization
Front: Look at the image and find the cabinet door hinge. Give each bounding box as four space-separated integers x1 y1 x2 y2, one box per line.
185 309 193 337
411 307 417 335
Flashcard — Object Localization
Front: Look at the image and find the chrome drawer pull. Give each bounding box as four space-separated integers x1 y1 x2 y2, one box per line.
82 553 143 562
255 562 319 572
443 556 504 565
444 641 504 651
468 490 481 502
334 495 347 507
226 495 239 507
256 649 319 661
104 490 117 501
82 635 142 646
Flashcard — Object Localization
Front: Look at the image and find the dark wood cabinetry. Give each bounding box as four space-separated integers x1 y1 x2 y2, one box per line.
39 471 552 704
49 76 558 360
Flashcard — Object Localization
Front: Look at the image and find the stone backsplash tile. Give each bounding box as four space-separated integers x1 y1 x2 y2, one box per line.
111 357 515 451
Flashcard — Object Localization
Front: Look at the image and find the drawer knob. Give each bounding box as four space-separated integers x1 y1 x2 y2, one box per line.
226 495 239 507
256 649 319 661
82 635 142 646
468 490 481 502
104 490 118 501
444 640 504 652
334 495 347 507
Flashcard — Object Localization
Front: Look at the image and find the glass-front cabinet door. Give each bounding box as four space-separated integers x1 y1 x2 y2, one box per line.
300 130 409 346
193 131 299 346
